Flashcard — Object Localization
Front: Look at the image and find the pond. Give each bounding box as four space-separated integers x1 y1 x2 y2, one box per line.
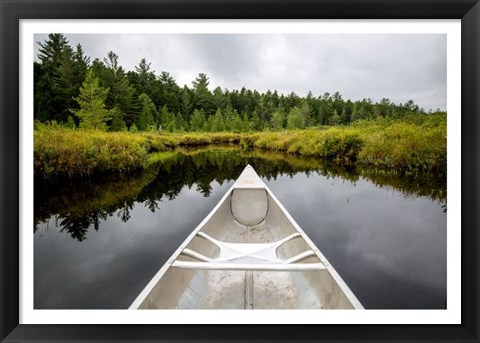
34 148 447 309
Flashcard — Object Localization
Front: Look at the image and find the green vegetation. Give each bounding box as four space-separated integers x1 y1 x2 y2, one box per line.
254 114 446 173
33 34 446 181
71 69 114 130
34 114 446 179
35 34 445 133
34 125 150 178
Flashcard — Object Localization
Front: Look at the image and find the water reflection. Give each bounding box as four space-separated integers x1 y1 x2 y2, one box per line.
264 173 446 309
34 147 446 309
35 147 445 242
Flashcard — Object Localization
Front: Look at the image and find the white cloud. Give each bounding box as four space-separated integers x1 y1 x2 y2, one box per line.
34 33 446 110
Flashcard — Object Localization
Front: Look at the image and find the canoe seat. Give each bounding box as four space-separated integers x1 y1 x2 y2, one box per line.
172 232 326 271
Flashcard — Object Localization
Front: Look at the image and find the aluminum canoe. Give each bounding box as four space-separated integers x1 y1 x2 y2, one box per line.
129 164 363 309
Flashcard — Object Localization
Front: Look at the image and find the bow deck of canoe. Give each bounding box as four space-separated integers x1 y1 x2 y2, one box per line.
130 165 363 309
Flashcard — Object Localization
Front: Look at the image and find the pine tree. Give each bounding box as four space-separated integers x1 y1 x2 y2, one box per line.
190 109 206 131
340 108 348 125
94 52 137 127
159 71 181 114
137 93 156 131
211 108 225 131
34 68 56 122
129 123 139 133
205 115 215 132
71 69 113 130
37 33 69 70
300 102 312 127
35 34 89 123
213 86 225 109
271 111 285 130
133 58 156 96
330 109 341 126
351 104 359 123
242 112 250 132
166 120 177 133
250 109 263 131
175 113 188 132
287 107 305 129
65 115 76 129
158 104 175 128
192 73 215 115
180 86 193 119
110 108 127 131
231 112 244 132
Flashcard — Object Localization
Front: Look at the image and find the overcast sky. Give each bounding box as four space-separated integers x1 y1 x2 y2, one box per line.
34 34 446 111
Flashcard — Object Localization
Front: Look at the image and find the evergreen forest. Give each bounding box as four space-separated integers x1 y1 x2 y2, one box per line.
35 34 445 133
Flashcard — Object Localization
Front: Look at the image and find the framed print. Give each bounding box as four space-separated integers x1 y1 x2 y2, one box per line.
1 0 479 342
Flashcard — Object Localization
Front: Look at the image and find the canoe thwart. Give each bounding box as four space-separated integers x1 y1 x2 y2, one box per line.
177 232 321 268
196 231 301 251
172 260 327 271
180 248 317 264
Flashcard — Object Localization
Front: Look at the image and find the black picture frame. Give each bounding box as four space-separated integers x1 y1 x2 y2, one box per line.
1 0 479 342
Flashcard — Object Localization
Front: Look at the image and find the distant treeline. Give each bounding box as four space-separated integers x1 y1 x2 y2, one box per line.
35 34 445 132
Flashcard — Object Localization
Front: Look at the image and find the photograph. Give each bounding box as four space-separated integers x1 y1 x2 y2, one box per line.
33 32 447 311
1 0 479 340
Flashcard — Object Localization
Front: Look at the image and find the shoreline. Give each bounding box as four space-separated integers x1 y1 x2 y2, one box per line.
34 116 446 180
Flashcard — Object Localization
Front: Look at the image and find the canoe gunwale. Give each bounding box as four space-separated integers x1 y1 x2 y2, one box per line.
263 185 364 309
128 183 236 310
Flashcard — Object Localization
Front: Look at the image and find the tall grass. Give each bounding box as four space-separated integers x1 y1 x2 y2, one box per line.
253 115 446 173
34 115 446 178
34 127 150 178
34 126 255 178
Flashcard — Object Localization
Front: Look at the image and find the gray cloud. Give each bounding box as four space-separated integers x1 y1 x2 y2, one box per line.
34 33 446 110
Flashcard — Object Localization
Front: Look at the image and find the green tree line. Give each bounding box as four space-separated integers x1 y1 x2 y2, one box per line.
35 34 445 132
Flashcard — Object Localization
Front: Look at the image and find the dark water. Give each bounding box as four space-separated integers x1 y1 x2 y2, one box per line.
34 148 446 309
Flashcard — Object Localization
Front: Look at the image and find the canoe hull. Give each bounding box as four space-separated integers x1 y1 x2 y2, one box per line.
130 166 363 309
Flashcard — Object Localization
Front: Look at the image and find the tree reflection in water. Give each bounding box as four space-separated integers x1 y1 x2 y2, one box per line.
34 147 446 242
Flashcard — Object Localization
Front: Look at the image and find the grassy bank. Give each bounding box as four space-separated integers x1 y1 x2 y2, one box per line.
34 115 446 179
34 127 254 178
253 115 446 173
